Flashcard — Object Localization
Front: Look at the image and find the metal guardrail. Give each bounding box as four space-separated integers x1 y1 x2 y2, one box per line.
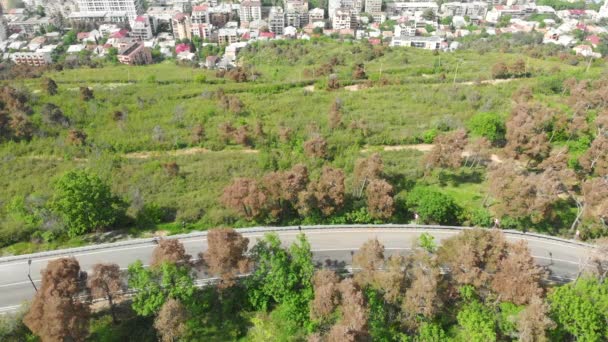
0 224 594 264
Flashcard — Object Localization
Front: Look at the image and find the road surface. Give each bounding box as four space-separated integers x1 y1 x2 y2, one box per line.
0 226 592 314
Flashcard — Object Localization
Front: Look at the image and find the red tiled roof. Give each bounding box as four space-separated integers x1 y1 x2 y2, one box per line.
368 38 381 45
193 5 208 12
259 31 275 38
175 43 190 53
135 16 146 22
586 35 600 45
110 29 129 39
77 32 89 40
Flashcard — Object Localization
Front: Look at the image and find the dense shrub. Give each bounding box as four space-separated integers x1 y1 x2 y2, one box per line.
467 112 506 144
406 186 462 225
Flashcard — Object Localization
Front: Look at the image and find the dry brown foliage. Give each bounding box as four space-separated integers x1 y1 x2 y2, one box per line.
88 263 123 323
151 239 191 268
366 179 394 219
162 162 180 177
221 178 267 220
517 296 556 342
67 129 87 146
504 102 551 163
329 98 342 130
24 257 90 342
423 129 468 170
491 241 546 305
297 166 345 217
311 269 341 319
353 238 385 288
201 228 251 289
304 136 329 159
154 298 188 342
353 153 383 196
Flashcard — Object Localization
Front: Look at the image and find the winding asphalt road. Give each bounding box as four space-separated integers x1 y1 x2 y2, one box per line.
0 225 593 314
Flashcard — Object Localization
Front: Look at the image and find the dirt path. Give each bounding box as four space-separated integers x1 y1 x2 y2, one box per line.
18 143 503 163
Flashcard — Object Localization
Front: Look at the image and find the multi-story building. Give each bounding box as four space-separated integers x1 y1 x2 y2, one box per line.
76 0 144 19
441 2 487 18
11 51 52 66
286 10 308 28
365 0 381 14
117 41 152 64
239 0 261 24
172 12 191 40
386 2 438 17
309 8 325 22
285 0 308 13
8 16 54 36
217 28 238 44
191 23 213 40
268 7 285 34
131 15 155 40
191 5 210 24
332 8 356 29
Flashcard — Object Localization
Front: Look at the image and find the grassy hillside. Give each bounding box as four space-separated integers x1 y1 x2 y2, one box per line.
1 38 605 254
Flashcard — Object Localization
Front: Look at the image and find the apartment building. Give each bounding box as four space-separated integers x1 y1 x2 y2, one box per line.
11 51 52 66
217 28 238 44
191 23 213 40
441 2 487 18
365 0 382 15
172 12 191 40
309 8 325 22
76 0 144 19
117 41 152 65
239 0 262 24
268 7 285 35
332 8 356 29
131 15 155 40
191 5 210 24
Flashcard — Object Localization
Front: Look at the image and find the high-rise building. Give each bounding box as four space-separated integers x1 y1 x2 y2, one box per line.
172 12 192 40
268 7 285 34
239 0 261 24
365 0 381 14
76 0 144 19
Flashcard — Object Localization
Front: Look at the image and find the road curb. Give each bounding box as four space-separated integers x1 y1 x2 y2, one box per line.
0 224 594 264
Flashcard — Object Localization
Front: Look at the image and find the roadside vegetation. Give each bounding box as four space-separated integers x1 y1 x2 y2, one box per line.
2 229 608 341
0 38 607 255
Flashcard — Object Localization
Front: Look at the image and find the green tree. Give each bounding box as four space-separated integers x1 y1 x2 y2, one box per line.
51 170 124 237
468 112 506 144
549 277 608 341
247 233 314 326
406 187 462 225
106 47 118 64
457 300 497 342
128 261 195 317
416 322 448 342
417 233 437 253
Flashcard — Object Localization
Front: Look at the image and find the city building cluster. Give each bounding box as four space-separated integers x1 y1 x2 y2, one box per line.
0 0 607 67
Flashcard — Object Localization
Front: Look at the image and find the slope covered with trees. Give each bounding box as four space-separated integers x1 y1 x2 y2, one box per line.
0 38 606 255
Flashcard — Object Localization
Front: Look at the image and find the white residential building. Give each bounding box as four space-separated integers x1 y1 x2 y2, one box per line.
365 0 382 15
76 0 144 19
269 7 285 35
309 8 325 22
441 2 487 18
191 5 210 24
131 15 155 40
332 8 356 29
239 0 262 24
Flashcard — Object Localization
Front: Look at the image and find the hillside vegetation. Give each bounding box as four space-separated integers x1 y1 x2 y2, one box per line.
1 38 607 254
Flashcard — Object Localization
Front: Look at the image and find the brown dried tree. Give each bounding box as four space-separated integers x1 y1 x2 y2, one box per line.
262 164 309 218
352 238 385 288
221 178 267 220
353 153 383 197
151 239 192 268
401 251 443 328
154 298 188 342
329 98 342 130
304 136 329 159
491 241 546 305
191 123 205 144
423 129 468 170
517 296 556 342
234 125 252 147
326 279 369 342
581 178 608 227
201 228 251 289
67 129 87 146
162 162 180 177
218 122 236 144
298 166 345 217
579 135 608 176
42 77 58 96
79 86 94 101
366 179 395 219
374 255 407 304
88 263 123 324
437 229 508 291
278 125 293 142
504 102 551 164
24 257 90 342
311 269 341 320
